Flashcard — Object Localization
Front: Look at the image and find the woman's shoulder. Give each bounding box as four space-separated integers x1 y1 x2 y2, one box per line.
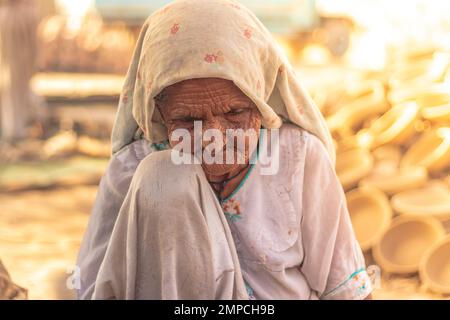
278 123 321 145
279 123 332 164
107 139 171 190
112 139 151 169
119 138 152 156
103 139 154 196
112 138 171 166
265 124 332 179
277 123 311 161
278 123 309 142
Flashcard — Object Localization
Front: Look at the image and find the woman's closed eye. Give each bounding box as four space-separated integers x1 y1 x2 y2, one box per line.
226 108 247 115
176 116 203 122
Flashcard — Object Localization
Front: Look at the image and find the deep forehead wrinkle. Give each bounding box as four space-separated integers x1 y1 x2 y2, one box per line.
163 81 251 115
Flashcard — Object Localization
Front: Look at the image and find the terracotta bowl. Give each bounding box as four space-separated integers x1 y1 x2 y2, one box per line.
372 145 402 164
336 148 374 191
373 216 445 274
389 53 448 90
420 235 450 294
387 84 448 106
401 127 450 174
336 130 373 153
326 81 387 133
323 79 380 116
346 186 392 251
360 165 428 196
391 183 450 220
366 102 420 148
417 92 450 122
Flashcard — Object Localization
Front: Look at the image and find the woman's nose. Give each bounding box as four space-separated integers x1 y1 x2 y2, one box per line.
202 116 227 146
204 116 221 130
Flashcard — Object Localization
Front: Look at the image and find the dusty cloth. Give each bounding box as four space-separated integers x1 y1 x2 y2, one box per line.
90 149 248 299
110 0 335 165
77 0 371 299
77 125 372 299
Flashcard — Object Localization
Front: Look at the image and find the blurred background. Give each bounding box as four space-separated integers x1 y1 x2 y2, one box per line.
0 0 449 299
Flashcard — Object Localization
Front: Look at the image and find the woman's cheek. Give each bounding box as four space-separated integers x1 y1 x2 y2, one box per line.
168 126 196 151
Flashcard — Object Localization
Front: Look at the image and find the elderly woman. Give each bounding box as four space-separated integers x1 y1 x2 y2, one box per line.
77 0 372 300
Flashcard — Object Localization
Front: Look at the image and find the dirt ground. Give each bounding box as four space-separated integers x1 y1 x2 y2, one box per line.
0 185 448 300
0 186 96 299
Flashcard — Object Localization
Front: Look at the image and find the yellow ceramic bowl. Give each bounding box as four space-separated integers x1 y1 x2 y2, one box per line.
346 187 392 251
401 127 450 173
419 235 450 294
360 166 427 196
389 52 449 90
326 80 383 117
391 183 450 220
366 102 420 148
389 61 434 90
373 216 445 274
326 81 387 133
336 130 373 153
417 92 450 122
388 84 449 106
389 47 435 68
336 148 374 191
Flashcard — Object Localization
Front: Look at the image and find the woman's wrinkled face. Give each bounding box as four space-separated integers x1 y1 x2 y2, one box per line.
156 78 262 176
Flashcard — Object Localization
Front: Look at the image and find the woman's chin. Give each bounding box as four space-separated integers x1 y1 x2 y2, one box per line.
201 163 241 177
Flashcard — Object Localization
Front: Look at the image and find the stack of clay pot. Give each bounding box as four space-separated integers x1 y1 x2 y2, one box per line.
326 47 450 295
37 14 136 74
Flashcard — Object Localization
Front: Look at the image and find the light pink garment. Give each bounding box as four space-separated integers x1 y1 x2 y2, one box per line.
77 124 372 299
89 149 248 299
224 124 371 299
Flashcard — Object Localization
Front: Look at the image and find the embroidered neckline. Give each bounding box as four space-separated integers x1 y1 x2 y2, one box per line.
219 129 264 204
151 140 170 151
322 267 367 298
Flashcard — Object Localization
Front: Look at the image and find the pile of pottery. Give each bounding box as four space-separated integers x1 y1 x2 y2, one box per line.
37 14 135 74
327 48 450 294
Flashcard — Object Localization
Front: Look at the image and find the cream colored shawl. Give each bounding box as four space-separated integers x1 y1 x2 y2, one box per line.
111 0 335 165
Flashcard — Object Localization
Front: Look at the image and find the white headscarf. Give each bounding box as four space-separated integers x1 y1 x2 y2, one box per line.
111 0 335 165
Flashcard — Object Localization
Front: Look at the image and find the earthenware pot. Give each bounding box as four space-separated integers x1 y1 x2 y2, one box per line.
336 148 374 190
346 186 392 251
373 216 445 274
391 183 450 220
366 102 420 148
419 235 450 294
360 165 427 196
401 127 450 174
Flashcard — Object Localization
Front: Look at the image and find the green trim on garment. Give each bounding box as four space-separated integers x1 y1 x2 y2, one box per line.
321 267 366 298
220 129 264 204
223 211 242 222
244 280 255 299
151 140 170 151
